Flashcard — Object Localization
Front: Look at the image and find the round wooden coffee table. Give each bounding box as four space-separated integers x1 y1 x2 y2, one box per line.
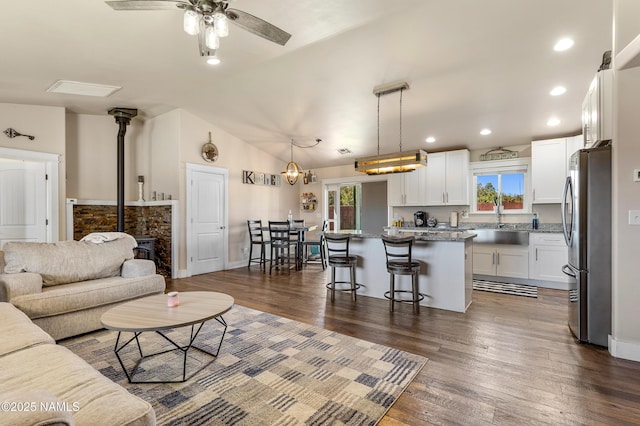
101 291 234 383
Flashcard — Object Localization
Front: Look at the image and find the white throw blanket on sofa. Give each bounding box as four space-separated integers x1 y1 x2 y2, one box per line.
80 232 137 245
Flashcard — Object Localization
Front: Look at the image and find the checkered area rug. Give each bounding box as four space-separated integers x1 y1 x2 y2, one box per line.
61 305 427 425
473 279 538 298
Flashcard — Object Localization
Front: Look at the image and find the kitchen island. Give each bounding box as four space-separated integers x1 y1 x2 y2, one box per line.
326 230 476 313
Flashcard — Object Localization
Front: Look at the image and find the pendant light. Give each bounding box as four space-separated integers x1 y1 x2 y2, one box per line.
355 81 427 175
281 139 304 185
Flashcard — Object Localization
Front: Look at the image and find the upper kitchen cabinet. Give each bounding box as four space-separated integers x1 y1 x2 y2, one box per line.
387 166 427 206
531 138 570 204
425 149 470 206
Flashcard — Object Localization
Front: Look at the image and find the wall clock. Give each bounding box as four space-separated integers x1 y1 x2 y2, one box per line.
201 132 218 162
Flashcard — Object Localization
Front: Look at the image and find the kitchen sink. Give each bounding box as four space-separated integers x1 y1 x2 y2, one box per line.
470 229 529 245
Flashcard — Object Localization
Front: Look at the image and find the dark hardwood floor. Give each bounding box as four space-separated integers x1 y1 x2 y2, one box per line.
167 266 640 425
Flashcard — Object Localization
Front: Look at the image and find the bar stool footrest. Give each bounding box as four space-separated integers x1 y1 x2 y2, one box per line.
384 290 425 303
326 281 362 292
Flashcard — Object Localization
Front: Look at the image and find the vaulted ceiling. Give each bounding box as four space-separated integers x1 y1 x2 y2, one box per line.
0 0 612 169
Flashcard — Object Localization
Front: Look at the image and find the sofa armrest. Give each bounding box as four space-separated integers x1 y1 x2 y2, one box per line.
0 273 43 302
121 259 156 278
0 390 75 426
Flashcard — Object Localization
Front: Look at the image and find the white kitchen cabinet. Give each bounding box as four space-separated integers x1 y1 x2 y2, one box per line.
529 233 570 283
387 166 427 206
582 69 612 148
473 244 529 279
531 138 567 203
425 149 469 206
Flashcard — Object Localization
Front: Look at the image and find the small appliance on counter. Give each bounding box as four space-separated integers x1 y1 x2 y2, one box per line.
414 211 427 227
426 216 437 228
450 211 458 228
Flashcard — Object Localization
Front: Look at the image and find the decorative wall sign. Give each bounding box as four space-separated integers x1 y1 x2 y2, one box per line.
243 170 280 187
480 147 519 161
4 128 35 141
201 132 218 162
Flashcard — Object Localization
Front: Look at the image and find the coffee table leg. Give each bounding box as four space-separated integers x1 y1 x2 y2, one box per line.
113 316 228 383
113 331 144 383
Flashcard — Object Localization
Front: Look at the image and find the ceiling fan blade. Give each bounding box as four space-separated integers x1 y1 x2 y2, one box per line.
226 9 291 46
105 0 191 10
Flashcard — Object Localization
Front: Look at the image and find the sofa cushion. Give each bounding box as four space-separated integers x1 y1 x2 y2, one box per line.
3 237 137 286
0 344 156 426
0 250 5 272
11 275 165 319
0 303 54 356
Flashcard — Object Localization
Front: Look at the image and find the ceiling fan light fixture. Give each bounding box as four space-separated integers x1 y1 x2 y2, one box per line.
206 55 221 65
213 11 229 37
205 25 220 49
183 9 199 35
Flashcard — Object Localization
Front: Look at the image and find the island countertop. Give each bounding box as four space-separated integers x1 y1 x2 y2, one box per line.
325 230 477 242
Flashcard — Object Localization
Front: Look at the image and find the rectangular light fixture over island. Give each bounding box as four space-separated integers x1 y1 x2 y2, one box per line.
355 81 428 175
355 149 428 175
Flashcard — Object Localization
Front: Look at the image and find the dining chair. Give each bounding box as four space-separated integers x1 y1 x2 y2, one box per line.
302 220 328 269
268 221 298 274
290 219 305 269
247 220 270 271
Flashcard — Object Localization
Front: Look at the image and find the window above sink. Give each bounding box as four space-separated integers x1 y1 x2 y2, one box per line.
469 158 532 215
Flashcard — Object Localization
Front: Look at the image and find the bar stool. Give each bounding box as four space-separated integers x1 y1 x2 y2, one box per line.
381 235 424 314
324 234 360 302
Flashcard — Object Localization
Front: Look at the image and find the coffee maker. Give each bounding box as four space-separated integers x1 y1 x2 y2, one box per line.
414 211 427 227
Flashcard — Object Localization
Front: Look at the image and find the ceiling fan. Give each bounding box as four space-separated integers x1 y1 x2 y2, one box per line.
105 0 291 63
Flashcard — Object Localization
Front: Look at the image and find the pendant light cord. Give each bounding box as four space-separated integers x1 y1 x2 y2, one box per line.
399 87 403 152
377 93 381 156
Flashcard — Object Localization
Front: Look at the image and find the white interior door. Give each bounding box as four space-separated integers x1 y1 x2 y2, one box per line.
188 165 227 275
0 159 47 248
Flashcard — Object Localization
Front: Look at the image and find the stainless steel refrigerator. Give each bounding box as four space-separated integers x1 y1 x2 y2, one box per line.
561 145 611 347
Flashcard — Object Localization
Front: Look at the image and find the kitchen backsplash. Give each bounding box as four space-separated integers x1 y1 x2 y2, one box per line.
392 204 561 227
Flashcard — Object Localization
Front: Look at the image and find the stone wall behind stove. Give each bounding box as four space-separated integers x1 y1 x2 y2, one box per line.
73 204 172 277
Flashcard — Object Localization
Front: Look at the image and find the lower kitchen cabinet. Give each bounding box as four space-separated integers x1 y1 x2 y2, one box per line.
529 233 570 283
473 244 529 279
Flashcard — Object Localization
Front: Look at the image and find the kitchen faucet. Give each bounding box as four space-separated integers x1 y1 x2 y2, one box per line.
494 195 505 228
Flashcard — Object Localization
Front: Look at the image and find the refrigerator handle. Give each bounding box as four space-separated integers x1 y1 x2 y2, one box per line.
562 264 576 278
561 176 571 246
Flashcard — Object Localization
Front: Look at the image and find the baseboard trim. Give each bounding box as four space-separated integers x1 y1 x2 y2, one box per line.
472 274 570 290
609 336 640 362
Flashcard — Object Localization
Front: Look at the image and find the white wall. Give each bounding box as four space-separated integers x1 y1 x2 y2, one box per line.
0 103 66 239
611 0 640 360
66 113 142 201
148 109 300 271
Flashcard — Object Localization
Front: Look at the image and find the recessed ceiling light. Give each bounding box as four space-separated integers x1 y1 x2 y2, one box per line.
425 136 436 143
550 86 567 96
554 38 574 52
547 118 561 126
480 129 492 136
46 80 121 97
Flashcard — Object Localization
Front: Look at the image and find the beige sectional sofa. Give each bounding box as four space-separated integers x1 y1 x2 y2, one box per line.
0 234 166 340
0 302 156 425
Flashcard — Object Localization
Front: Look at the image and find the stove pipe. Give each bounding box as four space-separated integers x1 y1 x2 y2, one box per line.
108 107 138 232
